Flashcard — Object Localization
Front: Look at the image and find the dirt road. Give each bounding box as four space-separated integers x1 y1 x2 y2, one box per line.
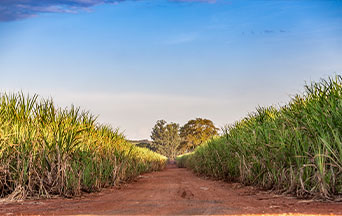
1 164 342 215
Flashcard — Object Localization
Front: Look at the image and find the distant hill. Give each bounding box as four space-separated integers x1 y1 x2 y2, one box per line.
128 139 151 145
128 139 156 151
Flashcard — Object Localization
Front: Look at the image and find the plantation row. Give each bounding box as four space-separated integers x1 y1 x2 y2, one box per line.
0 93 167 199
177 75 342 200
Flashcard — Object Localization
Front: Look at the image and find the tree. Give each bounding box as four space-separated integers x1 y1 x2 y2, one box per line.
180 118 219 152
150 120 181 160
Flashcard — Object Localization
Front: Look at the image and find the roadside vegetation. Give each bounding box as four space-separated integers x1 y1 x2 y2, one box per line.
177 75 342 200
0 93 167 200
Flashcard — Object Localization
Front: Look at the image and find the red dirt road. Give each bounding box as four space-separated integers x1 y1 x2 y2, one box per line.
1 165 342 215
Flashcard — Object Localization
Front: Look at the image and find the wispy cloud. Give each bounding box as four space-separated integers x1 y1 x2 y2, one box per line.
170 0 217 3
163 33 198 45
241 29 289 36
0 0 219 22
0 0 117 21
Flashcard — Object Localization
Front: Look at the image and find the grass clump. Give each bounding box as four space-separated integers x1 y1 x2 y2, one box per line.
178 75 342 199
0 93 167 200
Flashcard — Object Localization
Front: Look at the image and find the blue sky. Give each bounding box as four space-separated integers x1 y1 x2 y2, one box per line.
1 0 342 139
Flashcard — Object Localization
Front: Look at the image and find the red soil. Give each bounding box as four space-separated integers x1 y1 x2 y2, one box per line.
1 164 342 215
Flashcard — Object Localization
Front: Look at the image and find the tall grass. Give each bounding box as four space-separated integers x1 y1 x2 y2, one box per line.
177 75 342 199
0 93 167 199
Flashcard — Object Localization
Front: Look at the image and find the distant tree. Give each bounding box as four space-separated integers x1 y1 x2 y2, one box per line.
180 118 219 152
150 120 181 160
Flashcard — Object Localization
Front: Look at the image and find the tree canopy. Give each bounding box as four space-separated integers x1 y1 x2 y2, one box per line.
150 118 218 158
150 120 180 160
179 118 218 152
